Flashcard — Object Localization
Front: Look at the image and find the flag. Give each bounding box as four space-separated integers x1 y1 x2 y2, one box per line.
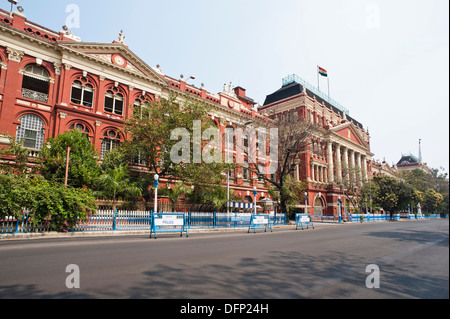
318 66 328 77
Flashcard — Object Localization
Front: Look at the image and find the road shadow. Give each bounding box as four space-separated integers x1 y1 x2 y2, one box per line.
123 250 448 299
364 229 449 248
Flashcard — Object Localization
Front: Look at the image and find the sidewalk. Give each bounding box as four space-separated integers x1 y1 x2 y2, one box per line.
0 222 344 241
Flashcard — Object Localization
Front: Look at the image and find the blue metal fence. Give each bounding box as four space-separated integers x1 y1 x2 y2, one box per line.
1 210 287 234
348 214 394 223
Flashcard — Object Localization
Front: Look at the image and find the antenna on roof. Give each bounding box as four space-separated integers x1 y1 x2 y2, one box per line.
419 139 423 163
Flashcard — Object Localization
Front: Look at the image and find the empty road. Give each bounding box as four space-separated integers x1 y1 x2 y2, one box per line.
0 219 448 301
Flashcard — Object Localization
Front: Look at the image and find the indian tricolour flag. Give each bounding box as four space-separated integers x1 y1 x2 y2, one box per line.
318 66 328 77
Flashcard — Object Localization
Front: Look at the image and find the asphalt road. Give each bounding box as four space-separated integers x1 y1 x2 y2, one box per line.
0 219 448 300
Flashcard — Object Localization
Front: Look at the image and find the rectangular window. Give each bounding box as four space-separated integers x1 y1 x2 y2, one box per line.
104 94 114 113
71 85 82 105
243 161 249 180
22 76 49 95
114 99 123 115
23 129 38 149
83 89 94 107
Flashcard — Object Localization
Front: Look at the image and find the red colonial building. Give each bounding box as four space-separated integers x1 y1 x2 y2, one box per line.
1 8 376 217
260 75 374 217
0 9 273 207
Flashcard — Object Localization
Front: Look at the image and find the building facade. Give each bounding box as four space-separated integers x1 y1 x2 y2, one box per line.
395 153 432 175
1 8 383 217
0 9 274 206
260 74 374 216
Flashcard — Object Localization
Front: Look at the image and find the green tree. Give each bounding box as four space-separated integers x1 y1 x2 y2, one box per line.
39 130 100 188
124 94 226 178
239 118 324 216
96 164 143 227
186 183 239 212
0 173 97 232
25 176 97 232
123 94 229 207
358 179 381 213
268 175 307 219
159 182 192 212
423 188 444 214
0 134 30 175
372 175 415 219
0 173 30 219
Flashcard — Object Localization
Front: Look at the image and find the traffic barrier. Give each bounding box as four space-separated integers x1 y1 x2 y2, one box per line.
295 214 315 230
248 214 272 233
150 213 188 239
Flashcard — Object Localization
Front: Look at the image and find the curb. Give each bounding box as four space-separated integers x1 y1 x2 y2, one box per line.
1 225 297 240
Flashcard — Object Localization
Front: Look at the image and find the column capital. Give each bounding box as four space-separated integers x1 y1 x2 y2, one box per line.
6 47 25 63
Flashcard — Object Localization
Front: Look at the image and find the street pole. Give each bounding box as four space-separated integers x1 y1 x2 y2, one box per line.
253 187 257 216
227 136 230 214
64 146 71 188
305 192 309 216
154 174 159 213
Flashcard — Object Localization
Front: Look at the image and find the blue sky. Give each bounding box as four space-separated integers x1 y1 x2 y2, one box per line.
4 0 449 173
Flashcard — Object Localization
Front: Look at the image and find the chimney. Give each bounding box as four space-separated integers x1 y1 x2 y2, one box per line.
234 86 246 97
12 11 27 30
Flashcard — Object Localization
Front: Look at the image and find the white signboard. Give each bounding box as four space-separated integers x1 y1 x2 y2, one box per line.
300 216 310 223
154 215 184 226
253 216 269 225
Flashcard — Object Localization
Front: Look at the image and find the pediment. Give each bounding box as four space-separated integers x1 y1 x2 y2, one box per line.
58 42 167 85
331 122 369 149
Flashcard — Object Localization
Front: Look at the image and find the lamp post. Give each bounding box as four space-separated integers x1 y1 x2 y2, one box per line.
8 0 18 15
64 146 71 188
154 174 159 213
253 187 258 215
305 192 309 216
226 134 230 214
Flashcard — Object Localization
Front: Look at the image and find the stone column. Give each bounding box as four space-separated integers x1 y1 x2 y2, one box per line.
357 152 363 186
336 144 342 184
350 150 356 184
343 147 349 184
327 141 335 184
363 156 369 182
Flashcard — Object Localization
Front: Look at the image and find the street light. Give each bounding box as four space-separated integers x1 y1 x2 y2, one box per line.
305 192 309 216
64 146 71 188
154 174 159 214
253 187 258 216
8 0 18 12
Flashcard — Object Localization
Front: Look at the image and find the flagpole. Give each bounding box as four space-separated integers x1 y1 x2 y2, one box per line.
328 76 330 99
317 66 320 91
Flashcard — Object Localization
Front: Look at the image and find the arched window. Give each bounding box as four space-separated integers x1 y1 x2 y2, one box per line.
101 129 122 159
133 93 153 119
16 114 45 150
104 89 124 115
21 65 50 103
69 122 91 140
71 78 94 107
